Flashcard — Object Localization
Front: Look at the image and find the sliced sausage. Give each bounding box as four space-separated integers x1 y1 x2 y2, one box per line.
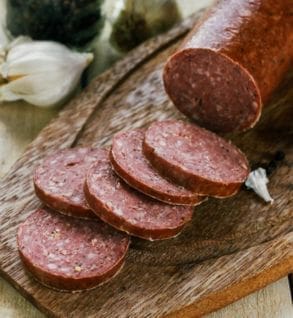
17 208 130 291
163 0 292 132
34 148 102 219
110 129 205 205
143 120 249 197
84 148 193 241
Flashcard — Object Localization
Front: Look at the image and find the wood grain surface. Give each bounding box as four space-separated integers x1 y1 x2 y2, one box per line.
0 1 292 317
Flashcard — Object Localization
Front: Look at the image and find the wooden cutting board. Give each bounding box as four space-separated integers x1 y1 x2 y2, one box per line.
0 10 292 318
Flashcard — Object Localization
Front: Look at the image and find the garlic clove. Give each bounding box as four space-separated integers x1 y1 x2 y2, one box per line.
0 22 9 51
2 51 92 79
0 63 86 107
245 167 274 204
0 38 93 107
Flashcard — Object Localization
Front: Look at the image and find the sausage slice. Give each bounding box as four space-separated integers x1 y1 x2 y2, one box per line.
34 148 102 219
110 129 204 205
84 148 193 241
143 120 249 197
17 208 130 291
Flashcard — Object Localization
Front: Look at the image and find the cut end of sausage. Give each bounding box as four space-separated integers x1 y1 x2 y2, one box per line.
85 148 193 241
17 208 130 291
110 129 205 205
33 148 102 219
143 120 250 197
163 48 262 132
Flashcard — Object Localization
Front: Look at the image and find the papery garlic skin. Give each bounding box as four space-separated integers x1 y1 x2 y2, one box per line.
245 168 274 204
0 37 93 107
0 17 9 69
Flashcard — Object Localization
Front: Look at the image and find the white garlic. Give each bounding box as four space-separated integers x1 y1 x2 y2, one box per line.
0 19 9 68
245 168 274 204
0 37 94 107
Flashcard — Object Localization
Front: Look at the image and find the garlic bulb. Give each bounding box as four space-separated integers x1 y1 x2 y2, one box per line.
0 37 94 107
0 22 9 66
109 0 181 52
245 168 274 204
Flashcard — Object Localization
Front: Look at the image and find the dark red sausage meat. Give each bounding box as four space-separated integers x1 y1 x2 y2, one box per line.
143 120 249 197
84 148 193 241
110 129 204 205
163 0 292 132
34 148 103 219
17 208 130 291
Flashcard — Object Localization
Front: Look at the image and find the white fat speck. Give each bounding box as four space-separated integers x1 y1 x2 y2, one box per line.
67 154 77 160
47 263 58 270
74 266 82 272
114 208 124 216
93 173 103 179
91 238 98 246
196 69 204 75
56 241 65 247
116 140 123 148
87 253 97 260
85 157 95 163
115 182 121 190
216 105 223 112
49 187 60 193
159 140 166 147
241 9 252 16
72 196 81 203
63 191 74 197
245 168 273 203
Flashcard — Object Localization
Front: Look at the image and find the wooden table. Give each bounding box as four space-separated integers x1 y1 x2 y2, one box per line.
0 1 292 317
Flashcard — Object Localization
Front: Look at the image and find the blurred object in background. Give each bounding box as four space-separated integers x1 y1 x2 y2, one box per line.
108 0 181 53
0 1 9 66
0 37 93 107
0 17 9 50
6 0 105 46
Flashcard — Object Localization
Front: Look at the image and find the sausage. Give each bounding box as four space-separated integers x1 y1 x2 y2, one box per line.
34 148 103 219
143 120 249 197
163 0 292 132
84 148 193 241
17 208 130 291
110 129 205 205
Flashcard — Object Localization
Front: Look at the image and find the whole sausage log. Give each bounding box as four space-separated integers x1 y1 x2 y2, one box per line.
163 0 292 132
